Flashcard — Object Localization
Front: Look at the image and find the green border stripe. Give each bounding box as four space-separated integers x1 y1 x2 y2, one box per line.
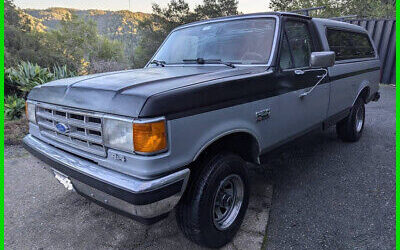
396 2 399 249
0 0 4 247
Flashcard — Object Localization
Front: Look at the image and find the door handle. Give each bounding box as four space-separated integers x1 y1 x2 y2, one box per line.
299 69 328 99
294 69 305 75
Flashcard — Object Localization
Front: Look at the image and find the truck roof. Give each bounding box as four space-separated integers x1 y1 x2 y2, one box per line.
312 18 367 33
175 12 367 34
175 12 311 30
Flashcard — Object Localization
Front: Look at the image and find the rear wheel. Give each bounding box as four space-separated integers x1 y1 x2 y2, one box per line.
336 98 365 142
176 152 249 248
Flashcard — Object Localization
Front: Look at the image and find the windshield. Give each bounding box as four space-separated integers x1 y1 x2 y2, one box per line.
151 18 276 65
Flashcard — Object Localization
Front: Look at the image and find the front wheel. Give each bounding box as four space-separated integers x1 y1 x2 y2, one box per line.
176 152 250 248
336 98 365 142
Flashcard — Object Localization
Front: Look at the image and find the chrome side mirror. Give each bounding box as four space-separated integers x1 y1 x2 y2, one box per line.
310 51 335 68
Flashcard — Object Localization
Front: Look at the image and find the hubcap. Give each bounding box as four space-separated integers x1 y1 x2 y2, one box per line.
213 174 244 230
356 106 364 133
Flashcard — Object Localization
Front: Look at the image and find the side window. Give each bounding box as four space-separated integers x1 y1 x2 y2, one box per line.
327 29 375 61
285 21 314 68
279 33 293 70
354 33 375 58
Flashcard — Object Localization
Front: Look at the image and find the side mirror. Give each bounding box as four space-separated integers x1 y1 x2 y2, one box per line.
310 51 335 68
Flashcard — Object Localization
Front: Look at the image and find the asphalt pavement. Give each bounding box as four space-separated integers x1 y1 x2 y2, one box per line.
264 85 395 249
4 147 272 249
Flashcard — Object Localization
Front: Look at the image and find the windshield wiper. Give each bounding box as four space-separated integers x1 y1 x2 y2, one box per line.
150 60 166 67
183 58 237 68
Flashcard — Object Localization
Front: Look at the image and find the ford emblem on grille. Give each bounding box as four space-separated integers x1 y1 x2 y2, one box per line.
56 123 70 133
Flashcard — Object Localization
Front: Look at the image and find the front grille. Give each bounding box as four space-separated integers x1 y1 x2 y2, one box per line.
36 103 106 157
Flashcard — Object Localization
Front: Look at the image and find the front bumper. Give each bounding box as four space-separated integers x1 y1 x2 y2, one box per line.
23 134 190 224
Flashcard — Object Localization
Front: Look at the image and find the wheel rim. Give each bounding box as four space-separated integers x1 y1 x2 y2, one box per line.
213 174 244 230
355 106 364 133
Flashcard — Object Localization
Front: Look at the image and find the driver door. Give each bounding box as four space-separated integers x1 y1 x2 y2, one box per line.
274 18 330 139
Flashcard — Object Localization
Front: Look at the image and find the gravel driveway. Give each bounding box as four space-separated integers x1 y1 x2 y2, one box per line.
4 85 395 249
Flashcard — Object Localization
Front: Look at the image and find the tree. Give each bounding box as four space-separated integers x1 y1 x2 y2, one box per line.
341 0 395 18
95 37 125 62
133 0 239 68
195 0 239 19
5 0 46 32
4 0 21 27
269 0 341 17
269 0 395 18
49 15 98 72
133 0 196 67
4 1 128 73
46 15 127 74
4 0 61 68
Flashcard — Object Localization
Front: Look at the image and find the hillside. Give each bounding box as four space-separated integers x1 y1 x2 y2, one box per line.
24 8 150 37
21 8 151 63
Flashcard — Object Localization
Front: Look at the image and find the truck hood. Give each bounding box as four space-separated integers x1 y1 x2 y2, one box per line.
28 66 255 117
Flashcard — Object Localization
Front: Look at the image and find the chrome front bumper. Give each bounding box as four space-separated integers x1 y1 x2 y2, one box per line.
23 134 190 224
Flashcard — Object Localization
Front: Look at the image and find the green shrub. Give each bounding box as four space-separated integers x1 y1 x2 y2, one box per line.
4 95 26 120
4 67 20 96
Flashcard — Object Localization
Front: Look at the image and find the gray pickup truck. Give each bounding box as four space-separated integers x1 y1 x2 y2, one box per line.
23 12 380 248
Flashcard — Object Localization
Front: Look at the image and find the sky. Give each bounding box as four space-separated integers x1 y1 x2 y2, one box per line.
14 0 271 14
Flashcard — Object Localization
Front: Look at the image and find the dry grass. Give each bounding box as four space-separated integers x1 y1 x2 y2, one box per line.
4 117 29 146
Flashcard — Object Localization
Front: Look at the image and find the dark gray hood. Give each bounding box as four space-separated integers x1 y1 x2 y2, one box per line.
28 66 254 117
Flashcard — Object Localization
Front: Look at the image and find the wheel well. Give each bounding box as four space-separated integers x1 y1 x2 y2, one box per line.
358 87 370 104
195 132 260 165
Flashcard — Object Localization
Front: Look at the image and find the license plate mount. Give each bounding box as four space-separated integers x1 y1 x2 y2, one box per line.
53 169 74 191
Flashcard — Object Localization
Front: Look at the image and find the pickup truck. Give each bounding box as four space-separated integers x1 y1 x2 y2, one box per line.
23 12 380 248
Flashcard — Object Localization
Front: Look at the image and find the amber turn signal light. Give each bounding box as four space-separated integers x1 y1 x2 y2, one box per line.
133 120 167 154
25 102 28 118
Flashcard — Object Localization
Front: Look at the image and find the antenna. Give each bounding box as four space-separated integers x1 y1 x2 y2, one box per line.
291 6 326 16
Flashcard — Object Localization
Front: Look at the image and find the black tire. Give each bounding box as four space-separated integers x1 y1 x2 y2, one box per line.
336 98 365 142
176 152 250 248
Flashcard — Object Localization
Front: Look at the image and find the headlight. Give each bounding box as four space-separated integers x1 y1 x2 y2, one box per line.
25 101 36 124
103 116 168 155
103 116 134 153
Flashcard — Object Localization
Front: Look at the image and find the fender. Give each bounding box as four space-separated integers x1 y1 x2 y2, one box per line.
192 128 261 164
352 80 370 106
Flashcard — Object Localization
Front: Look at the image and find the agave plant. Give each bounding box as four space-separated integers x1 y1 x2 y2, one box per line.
6 61 54 97
4 95 26 120
5 62 77 98
52 65 76 80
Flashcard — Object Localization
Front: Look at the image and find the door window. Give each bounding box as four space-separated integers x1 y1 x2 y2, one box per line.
279 33 293 70
279 20 314 69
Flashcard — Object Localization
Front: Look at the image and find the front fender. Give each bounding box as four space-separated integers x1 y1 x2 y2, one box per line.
168 105 263 168
192 128 261 162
